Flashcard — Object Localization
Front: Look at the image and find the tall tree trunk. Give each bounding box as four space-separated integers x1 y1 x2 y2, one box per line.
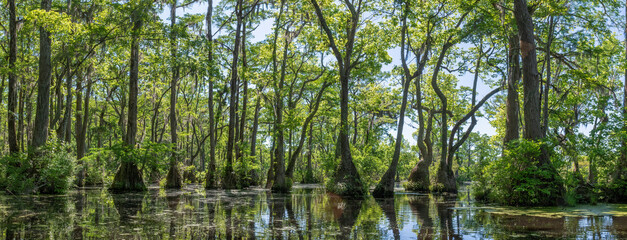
431 42 456 193
310 0 365 197
76 66 93 187
271 32 290 193
31 0 53 151
542 16 555 137
18 81 25 151
110 8 146 192
513 0 563 205
238 20 250 186
205 0 218 189
266 0 285 190
374 4 413 197
303 122 315 183
7 0 19 153
504 35 521 144
223 0 243 189
373 74 409 197
60 52 72 142
166 0 183 189
248 93 262 185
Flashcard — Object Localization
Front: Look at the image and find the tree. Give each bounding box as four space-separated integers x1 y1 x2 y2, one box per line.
512 0 563 205
373 0 418 197
309 0 366 197
7 0 19 153
205 0 218 189
165 0 183 189
31 0 53 152
110 2 148 192
222 0 244 189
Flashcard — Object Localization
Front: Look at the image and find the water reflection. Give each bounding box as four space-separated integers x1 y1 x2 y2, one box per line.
0 185 625 239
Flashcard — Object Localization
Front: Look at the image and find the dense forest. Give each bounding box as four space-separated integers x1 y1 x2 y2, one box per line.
0 0 625 206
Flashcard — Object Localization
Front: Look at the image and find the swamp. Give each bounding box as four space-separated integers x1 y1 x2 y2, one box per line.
2 0 627 238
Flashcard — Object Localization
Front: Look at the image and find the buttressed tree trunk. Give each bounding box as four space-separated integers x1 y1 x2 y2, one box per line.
110 7 146 192
310 0 365 197
31 0 53 152
267 0 286 191
374 2 417 197
166 0 183 189
513 0 563 205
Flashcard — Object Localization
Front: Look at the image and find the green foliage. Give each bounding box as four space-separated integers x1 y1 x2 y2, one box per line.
476 140 564 206
85 141 172 185
604 176 627 203
0 142 76 194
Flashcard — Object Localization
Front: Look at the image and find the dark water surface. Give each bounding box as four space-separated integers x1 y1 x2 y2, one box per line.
0 184 626 239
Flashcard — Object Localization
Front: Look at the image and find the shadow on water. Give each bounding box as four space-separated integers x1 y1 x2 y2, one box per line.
1 184 627 239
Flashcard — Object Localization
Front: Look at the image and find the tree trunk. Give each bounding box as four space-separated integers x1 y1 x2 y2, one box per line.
7 0 19 153
59 54 72 142
223 0 243 189
166 0 182 189
271 32 290 193
542 16 554 137
406 113 434 192
76 65 93 186
238 20 250 186
431 42 456 193
110 9 146 192
504 35 521 144
205 0 218 189
374 5 413 197
248 93 262 185
303 122 315 183
513 0 563 205
30 0 53 151
310 0 365 197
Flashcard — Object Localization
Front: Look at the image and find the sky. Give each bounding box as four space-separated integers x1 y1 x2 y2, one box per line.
159 1 508 146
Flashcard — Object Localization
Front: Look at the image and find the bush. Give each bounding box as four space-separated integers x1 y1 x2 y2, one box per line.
0 142 76 194
479 139 564 206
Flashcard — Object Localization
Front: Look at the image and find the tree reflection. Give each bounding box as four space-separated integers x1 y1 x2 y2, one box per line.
327 193 362 240
376 198 400 240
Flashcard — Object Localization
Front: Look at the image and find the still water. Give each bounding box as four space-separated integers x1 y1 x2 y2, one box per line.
0 184 625 239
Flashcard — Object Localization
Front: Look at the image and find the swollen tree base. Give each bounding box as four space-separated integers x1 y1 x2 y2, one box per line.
222 167 237 189
164 164 182 189
109 162 146 193
433 164 457 193
271 180 292 193
405 160 431 192
327 161 366 198
302 169 317 184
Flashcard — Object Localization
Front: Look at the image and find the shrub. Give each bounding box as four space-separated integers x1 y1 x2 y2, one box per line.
480 139 564 206
0 142 76 194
